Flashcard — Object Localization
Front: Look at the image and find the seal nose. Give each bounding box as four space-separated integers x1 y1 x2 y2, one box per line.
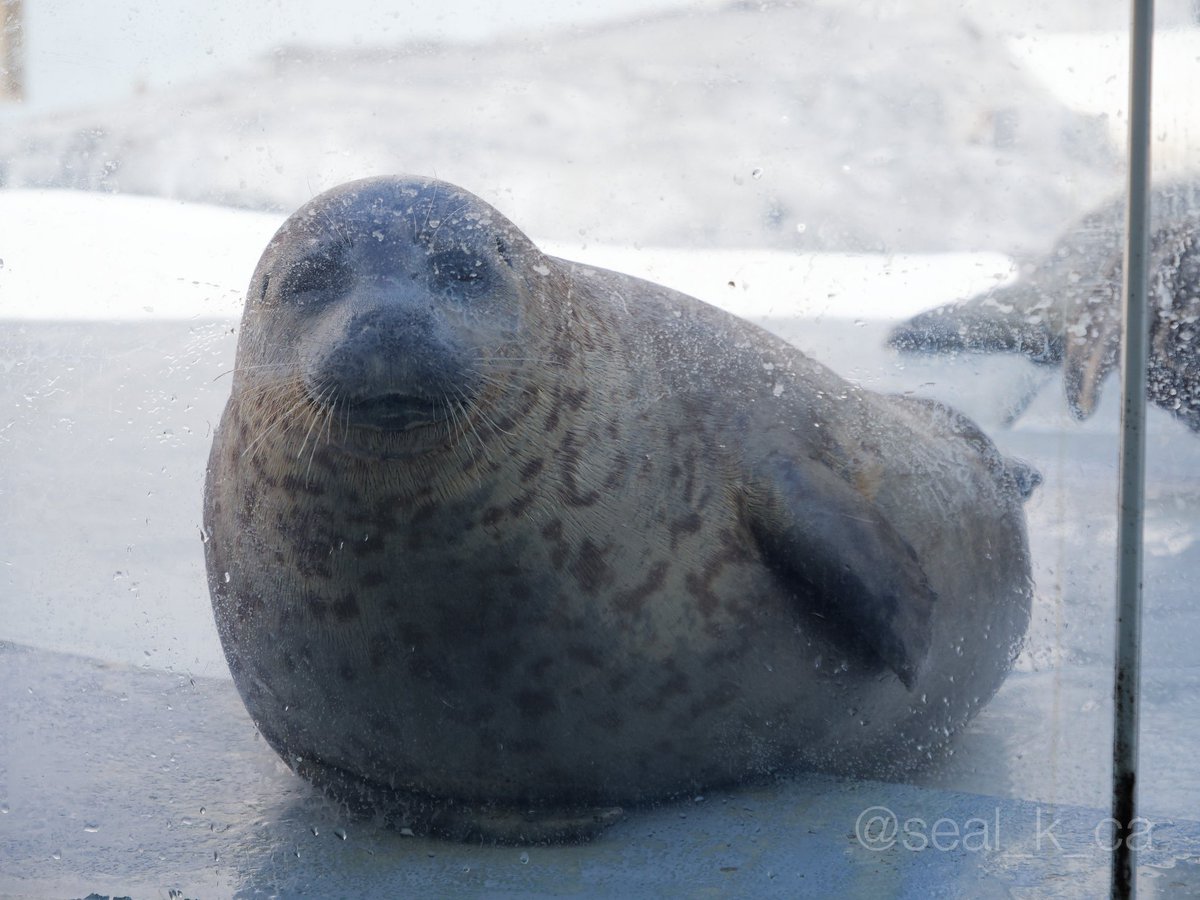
307 303 473 431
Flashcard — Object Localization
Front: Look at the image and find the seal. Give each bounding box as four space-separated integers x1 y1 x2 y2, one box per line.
888 182 1200 430
204 175 1037 842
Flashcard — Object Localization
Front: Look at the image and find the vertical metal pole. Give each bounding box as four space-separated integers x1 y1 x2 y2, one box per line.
1111 1 1154 898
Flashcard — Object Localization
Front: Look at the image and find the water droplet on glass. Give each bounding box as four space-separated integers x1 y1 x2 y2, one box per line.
83 824 99 833
223 572 231 583
311 826 319 836
751 167 764 180
51 849 62 860
335 827 347 841
519 851 530 865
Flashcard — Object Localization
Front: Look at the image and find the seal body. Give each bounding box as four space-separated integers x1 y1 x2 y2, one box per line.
204 176 1035 839
888 182 1200 430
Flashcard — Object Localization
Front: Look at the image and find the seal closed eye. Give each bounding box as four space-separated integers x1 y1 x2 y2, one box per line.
204 174 1035 843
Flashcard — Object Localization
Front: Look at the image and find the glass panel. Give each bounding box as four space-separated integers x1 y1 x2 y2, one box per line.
1 1 1196 896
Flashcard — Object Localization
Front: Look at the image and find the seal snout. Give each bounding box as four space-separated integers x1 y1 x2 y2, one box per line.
304 302 480 432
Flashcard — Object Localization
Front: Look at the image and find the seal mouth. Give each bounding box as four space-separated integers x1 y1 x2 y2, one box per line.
343 393 450 432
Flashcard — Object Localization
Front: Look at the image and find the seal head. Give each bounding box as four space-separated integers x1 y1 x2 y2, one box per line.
236 177 541 461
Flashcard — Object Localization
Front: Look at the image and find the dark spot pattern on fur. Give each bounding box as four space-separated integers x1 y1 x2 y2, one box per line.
520 457 545 481
280 473 326 496
332 592 360 622
686 570 721 619
570 538 614 595
669 512 703 547
561 387 589 411
508 490 537 519
368 632 399 670
613 561 669 615
556 432 601 507
541 520 569 570
640 663 691 713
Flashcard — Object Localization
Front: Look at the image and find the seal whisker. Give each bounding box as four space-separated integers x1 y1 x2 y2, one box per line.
470 371 522 393
235 378 305 414
465 390 516 440
441 392 477 465
417 180 441 237
322 394 339 452
449 385 494 465
238 380 311 462
242 402 306 461
304 387 338 486
428 200 475 252
295 381 335 462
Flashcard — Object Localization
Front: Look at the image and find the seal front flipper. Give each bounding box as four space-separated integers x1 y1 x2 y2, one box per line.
745 452 935 689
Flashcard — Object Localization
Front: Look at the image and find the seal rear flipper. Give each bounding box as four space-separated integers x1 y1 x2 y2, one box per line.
745 453 935 689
